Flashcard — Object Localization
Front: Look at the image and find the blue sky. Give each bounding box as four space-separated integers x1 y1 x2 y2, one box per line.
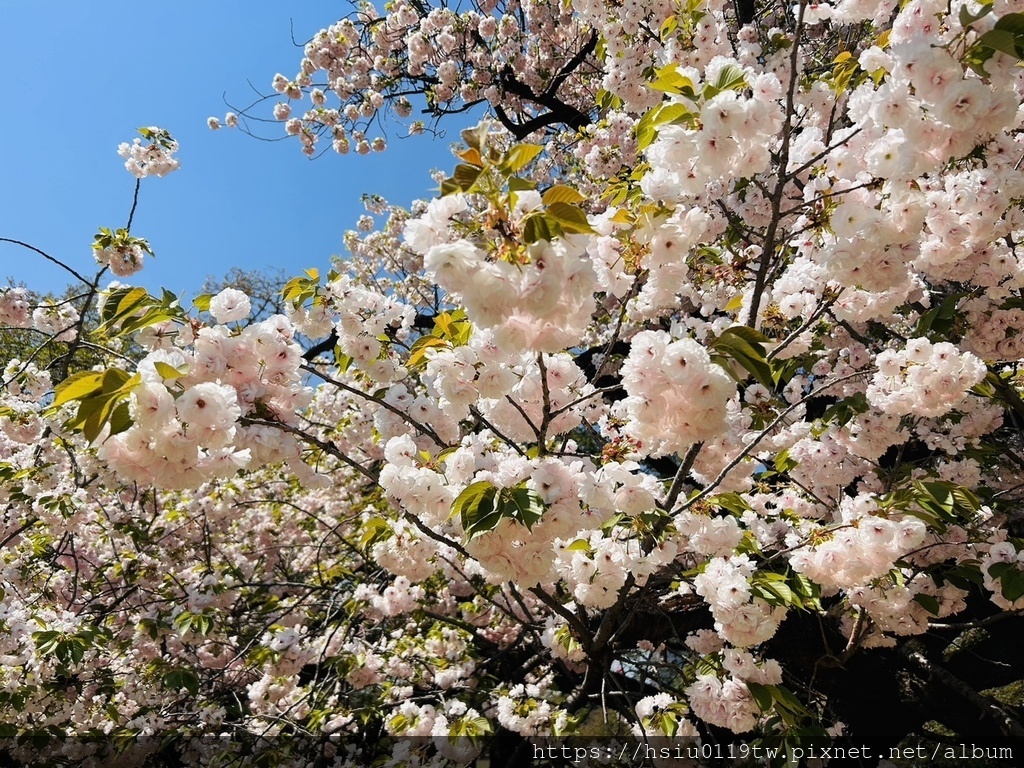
0 2 468 299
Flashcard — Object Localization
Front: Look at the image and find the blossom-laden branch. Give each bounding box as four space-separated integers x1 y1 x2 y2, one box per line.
7 0 1024 764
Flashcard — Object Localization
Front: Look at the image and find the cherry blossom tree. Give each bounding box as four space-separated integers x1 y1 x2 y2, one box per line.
5 0 1024 765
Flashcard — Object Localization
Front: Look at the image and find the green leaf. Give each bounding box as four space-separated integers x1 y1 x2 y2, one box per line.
712 63 747 90
960 1 993 27
711 327 774 389
770 685 809 716
635 118 657 151
949 561 984 587
753 579 794 606
107 402 133 438
913 593 941 615
453 163 482 191
432 310 472 345
828 53 862 94
334 350 353 372
818 391 870 427
1000 568 1024 602
192 293 212 312
747 682 774 712
33 630 61 655
710 492 750 514
117 309 178 336
173 611 202 635
79 396 119 443
774 449 798 473
100 368 136 393
952 486 981 514
635 102 695 151
97 287 164 336
719 325 769 346
596 88 622 112
654 102 694 126
994 12 1024 37
451 481 546 537
451 480 498 527
504 485 545 530
965 43 998 76
359 517 393 551
281 277 305 302
508 176 537 192
64 369 140 443
522 213 561 244
114 287 150 321
461 489 502 538
178 614 192 633
163 669 200 696
101 286 135 323
704 63 748 99
975 28 1024 58
916 292 966 337
988 561 1017 579
911 480 981 527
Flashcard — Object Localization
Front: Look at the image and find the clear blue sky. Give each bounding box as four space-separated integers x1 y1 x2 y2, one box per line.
0 2 468 299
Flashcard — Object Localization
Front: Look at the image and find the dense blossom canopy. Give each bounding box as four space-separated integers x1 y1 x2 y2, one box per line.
4 0 1024 765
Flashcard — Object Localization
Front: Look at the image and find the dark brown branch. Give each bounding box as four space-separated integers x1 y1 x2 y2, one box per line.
493 30 597 141
744 1 806 327
900 641 1024 743
0 238 90 285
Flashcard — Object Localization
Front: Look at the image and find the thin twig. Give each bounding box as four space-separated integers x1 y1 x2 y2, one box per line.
301 363 445 446
929 609 1024 631
241 416 378 482
685 369 873 508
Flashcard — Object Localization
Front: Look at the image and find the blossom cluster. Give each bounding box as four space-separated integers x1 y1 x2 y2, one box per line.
866 338 987 418
117 127 181 178
616 330 737 455
99 294 311 489
420 236 598 353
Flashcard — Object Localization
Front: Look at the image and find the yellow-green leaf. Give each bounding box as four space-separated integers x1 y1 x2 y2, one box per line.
542 184 586 206
546 202 595 234
407 335 450 370
52 371 104 408
116 287 149 318
502 144 544 172
154 362 184 380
